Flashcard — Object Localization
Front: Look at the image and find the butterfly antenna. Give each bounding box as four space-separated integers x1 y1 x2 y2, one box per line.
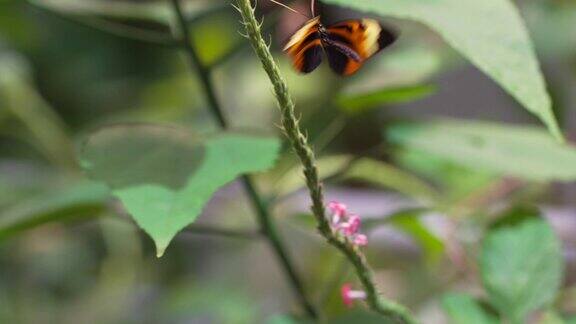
267 0 309 18
310 0 316 17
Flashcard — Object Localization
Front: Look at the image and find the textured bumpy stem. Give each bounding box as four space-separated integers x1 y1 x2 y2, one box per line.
235 1 417 323
170 0 318 319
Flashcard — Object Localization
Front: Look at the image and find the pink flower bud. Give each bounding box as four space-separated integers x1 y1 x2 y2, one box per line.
329 201 347 217
341 283 366 307
353 234 368 247
340 214 361 235
328 201 347 225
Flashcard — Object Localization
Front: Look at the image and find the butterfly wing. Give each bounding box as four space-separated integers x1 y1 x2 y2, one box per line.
283 17 324 74
325 19 397 75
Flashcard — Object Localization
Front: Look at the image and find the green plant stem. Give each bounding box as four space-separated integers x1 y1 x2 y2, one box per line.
235 1 418 323
169 0 318 319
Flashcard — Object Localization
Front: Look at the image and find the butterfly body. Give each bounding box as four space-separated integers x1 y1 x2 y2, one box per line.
284 16 397 76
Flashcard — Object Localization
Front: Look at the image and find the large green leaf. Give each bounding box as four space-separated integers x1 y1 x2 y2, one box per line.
442 293 499 324
81 124 280 256
387 119 576 181
480 217 563 323
322 0 562 140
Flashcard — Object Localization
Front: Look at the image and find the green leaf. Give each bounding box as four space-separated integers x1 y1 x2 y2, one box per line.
266 315 312 324
526 2 576 58
322 0 562 140
0 181 109 240
336 84 436 114
480 217 563 322
539 311 566 324
389 211 444 265
81 124 280 256
266 315 297 324
442 293 499 324
191 11 244 67
338 45 443 113
162 282 257 324
344 45 445 92
329 311 395 324
28 0 175 24
28 0 225 49
272 155 352 197
393 149 497 212
0 50 77 169
387 119 576 181
342 158 438 202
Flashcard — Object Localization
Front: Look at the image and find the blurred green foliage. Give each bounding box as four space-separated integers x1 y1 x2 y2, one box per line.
0 0 576 323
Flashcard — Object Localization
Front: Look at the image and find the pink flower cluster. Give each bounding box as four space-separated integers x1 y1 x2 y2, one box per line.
328 201 368 247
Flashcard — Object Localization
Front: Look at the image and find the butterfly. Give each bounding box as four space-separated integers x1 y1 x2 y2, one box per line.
282 12 397 76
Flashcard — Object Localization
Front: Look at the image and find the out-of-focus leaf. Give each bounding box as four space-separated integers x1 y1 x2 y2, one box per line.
273 155 352 197
0 49 77 169
0 2 35 47
388 120 576 181
525 2 576 58
0 288 15 324
0 161 56 208
322 0 562 140
329 311 395 324
362 209 444 265
342 158 438 202
489 205 541 230
28 0 224 48
191 11 243 67
81 124 280 256
539 311 566 324
337 45 443 113
162 283 257 324
0 181 109 240
389 210 444 265
266 315 297 324
28 0 175 24
442 293 499 324
336 84 436 114
394 150 497 208
480 217 563 322
266 315 312 324
345 45 444 93
566 317 576 324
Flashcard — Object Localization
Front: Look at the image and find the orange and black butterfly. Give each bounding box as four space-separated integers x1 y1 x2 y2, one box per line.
278 0 397 76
